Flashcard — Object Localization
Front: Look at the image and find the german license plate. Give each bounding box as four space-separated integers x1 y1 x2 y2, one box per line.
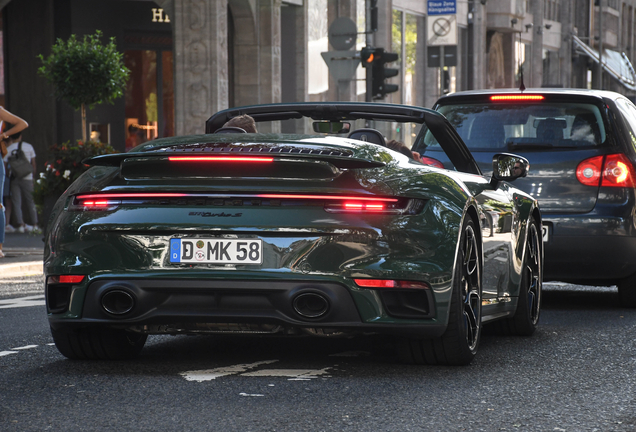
170 238 263 264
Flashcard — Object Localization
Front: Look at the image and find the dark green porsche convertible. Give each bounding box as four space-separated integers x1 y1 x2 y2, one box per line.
44 103 542 365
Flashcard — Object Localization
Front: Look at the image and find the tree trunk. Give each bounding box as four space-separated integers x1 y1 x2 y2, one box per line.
81 103 87 142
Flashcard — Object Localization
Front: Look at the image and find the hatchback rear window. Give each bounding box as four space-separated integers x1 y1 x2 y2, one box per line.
422 102 606 151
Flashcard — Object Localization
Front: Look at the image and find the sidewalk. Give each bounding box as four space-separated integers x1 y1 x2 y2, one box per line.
1 231 44 276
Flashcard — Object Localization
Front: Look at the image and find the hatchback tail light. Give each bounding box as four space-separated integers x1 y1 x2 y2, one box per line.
419 156 445 169
576 154 636 188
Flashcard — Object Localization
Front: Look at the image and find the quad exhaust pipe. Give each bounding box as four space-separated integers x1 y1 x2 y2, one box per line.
101 289 135 315
292 292 330 318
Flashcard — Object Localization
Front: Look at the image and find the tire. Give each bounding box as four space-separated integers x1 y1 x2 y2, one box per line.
398 217 482 366
618 273 636 307
51 327 147 360
489 219 542 336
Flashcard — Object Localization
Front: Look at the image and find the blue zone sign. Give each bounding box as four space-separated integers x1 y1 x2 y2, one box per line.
428 0 456 15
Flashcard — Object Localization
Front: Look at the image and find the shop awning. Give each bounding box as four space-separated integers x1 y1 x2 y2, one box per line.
573 35 636 91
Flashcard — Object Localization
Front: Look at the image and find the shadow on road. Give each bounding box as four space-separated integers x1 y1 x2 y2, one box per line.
542 287 622 310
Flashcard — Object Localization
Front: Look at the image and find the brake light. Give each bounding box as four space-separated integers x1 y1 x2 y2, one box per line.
354 279 430 289
81 200 119 207
256 194 398 202
341 202 386 211
602 154 636 187
419 156 444 169
490 95 544 101
576 154 636 188
168 156 274 162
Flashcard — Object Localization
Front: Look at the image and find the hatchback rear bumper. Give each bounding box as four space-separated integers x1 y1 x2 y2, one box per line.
544 226 636 284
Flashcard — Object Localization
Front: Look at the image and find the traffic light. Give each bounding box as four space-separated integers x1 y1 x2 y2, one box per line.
371 48 399 99
360 46 376 68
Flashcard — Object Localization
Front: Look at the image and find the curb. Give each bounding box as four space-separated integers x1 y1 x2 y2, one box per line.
0 260 44 277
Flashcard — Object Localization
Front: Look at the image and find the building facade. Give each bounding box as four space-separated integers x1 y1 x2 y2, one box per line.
1 0 635 158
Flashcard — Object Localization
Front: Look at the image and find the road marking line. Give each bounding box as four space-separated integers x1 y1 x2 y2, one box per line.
0 295 45 309
241 367 332 379
239 393 265 397
0 280 39 283
0 351 18 357
11 345 38 350
180 360 278 382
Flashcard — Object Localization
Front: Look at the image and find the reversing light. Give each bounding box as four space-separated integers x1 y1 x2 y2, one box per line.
168 156 274 162
354 279 430 289
490 95 544 101
576 156 603 187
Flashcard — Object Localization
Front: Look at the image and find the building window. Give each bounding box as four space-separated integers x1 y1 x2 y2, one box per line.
307 0 329 96
392 9 422 105
123 32 174 151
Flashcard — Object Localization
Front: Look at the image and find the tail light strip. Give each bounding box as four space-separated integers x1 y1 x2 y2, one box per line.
70 193 424 215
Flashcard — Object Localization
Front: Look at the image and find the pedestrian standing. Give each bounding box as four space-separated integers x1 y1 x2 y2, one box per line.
3 131 37 234
0 108 29 258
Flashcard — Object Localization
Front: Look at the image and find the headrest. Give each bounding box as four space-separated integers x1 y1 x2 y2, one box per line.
214 126 247 134
347 128 386 146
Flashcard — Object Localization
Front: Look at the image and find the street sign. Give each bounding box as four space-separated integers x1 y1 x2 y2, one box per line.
328 17 357 51
427 14 457 46
320 51 360 81
427 0 456 16
427 45 457 67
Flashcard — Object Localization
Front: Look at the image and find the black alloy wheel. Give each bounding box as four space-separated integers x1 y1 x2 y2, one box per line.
489 219 542 336
397 217 482 366
461 221 481 351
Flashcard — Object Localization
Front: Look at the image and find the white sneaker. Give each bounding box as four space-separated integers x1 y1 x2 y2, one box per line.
17 225 25 233
24 224 35 233
4 224 15 233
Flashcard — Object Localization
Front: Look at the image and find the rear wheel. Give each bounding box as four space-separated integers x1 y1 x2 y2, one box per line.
51 327 147 360
490 219 542 335
398 218 482 366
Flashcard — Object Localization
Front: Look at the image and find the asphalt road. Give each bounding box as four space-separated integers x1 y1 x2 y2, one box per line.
1 277 635 431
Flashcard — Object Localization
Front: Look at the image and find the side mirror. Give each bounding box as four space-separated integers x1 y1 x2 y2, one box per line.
312 121 351 134
491 153 529 186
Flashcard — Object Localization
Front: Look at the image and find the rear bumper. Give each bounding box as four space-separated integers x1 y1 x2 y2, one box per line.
543 213 636 283
47 278 445 338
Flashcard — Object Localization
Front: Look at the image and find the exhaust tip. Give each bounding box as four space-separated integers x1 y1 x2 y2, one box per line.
292 293 329 318
101 289 135 315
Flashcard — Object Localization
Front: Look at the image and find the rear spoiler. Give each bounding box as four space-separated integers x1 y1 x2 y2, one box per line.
84 151 385 170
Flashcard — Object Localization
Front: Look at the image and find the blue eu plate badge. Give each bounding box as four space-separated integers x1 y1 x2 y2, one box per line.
170 239 181 263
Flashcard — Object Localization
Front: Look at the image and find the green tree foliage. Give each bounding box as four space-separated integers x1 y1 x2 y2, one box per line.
38 30 129 142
